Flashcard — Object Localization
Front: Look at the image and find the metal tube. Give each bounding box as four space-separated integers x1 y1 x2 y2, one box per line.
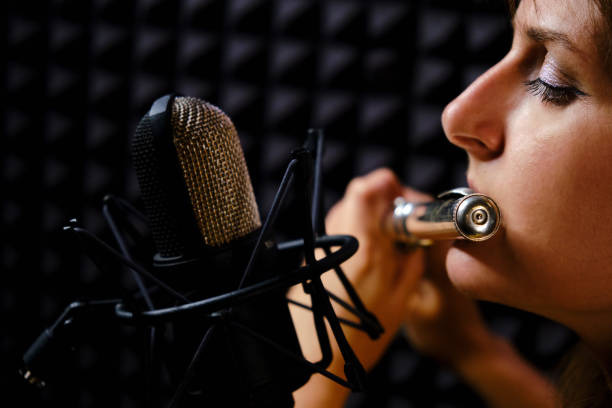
383 187 501 246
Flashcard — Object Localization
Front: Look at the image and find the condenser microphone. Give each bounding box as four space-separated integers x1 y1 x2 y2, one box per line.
131 94 309 406
384 187 501 247
131 94 261 261
21 95 378 405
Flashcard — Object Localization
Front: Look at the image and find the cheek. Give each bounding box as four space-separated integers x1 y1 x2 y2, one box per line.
511 114 612 253
448 104 612 313
508 110 612 302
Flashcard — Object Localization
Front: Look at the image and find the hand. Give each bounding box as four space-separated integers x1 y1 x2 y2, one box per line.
403 242 496 368
290 168 427 406
404 244 560 408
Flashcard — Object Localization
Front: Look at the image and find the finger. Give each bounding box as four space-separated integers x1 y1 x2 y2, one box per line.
401 186 432 203
346 168 404 215
329 168 403 239
390 248 426 305
404 279 442 322
424 243 453 286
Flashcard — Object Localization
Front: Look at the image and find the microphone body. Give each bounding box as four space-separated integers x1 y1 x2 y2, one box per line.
131 95 308 406
384 187 501 246
21 93 377 403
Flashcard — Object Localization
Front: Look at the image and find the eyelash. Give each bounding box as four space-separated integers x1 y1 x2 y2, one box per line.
524 78 585 106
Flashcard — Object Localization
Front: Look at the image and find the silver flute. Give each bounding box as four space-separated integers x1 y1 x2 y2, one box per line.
383 187 501 246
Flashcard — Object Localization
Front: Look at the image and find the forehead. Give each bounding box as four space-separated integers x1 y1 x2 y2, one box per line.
514 0 605 66
515 0 599 41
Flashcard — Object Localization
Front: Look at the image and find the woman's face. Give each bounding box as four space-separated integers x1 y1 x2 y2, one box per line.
442 0 612 324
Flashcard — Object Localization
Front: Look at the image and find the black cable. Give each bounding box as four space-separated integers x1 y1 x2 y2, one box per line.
103 197 157 408
105 194 148 224
238 158 297 289
114 235 358 324
103 198 154 310
229 321 352 389
310 130 325 234
286 298 361 330
323 245 384 338
68 226 189 304
325 290 381 332
168 324 218 408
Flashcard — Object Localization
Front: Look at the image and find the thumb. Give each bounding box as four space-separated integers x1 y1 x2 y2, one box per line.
404 279 442 322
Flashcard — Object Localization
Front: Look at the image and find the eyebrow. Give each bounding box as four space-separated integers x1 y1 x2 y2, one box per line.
515 17 612 79
524 26 581 55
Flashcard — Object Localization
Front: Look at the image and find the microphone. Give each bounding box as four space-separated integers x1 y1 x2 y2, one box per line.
384 187 501 247
21 93 380 407
131 95 262 260
130 94 308 406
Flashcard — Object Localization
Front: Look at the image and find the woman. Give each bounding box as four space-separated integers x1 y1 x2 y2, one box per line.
290 0 612 406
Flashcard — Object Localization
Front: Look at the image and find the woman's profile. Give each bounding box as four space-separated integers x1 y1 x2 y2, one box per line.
290 0 612 406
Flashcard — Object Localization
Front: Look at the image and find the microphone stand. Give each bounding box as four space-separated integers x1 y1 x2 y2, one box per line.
20 129 384 407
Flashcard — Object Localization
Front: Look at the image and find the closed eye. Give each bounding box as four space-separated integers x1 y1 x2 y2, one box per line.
524 78 586 106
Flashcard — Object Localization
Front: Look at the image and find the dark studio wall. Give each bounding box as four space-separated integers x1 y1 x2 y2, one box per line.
2 0 575 407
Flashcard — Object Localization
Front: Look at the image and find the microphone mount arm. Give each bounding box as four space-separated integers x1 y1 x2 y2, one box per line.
20 127 384 407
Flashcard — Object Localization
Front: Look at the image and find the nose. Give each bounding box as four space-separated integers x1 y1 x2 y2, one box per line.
442 57 516 161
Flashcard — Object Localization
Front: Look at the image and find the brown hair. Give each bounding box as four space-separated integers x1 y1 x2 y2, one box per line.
555 343 612 408
593 1 612 71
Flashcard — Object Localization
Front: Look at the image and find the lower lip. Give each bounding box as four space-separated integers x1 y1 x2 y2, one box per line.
452 227 503 249
448 239 487 262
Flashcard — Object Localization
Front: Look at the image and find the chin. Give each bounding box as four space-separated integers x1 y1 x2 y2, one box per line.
445 239 507 303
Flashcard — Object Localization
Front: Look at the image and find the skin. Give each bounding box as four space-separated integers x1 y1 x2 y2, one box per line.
443 0 612 365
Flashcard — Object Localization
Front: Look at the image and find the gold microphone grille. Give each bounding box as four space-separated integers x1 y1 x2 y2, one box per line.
171 96 261 247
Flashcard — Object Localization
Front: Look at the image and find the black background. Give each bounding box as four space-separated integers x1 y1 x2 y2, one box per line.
2 0 575 407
